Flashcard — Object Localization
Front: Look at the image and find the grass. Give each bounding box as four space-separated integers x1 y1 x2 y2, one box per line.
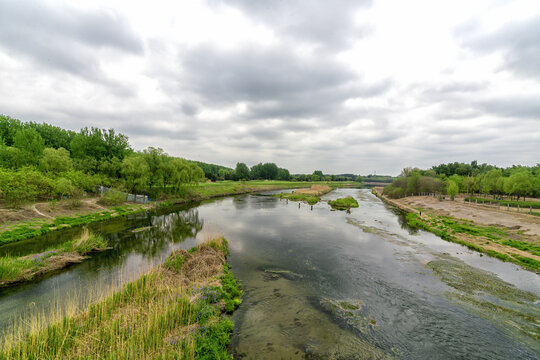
0 236 241 359
328 196 359 210
0 229 109 286
0 257 39 284
405 212 540 271
0 206 144 245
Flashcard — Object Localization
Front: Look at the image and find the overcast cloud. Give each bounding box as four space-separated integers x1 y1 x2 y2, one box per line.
0 0 538 175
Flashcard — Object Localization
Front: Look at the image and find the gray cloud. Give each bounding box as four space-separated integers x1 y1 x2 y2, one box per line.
460 14 540 78
178 44 392 126
0 0 143 87
210 0 372 51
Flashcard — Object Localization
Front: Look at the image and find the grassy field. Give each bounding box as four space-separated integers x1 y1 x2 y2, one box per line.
186 180 352 200
0 229 109 286
0 237 241 359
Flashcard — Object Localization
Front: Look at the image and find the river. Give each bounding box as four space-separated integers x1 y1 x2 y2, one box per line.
0 189 539 359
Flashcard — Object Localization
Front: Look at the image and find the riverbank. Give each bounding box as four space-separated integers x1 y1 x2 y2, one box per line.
0 181 355 246
0 229 109 286
373 187 540 272
0 236 241 359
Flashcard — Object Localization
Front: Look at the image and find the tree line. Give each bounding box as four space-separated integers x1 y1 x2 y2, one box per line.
383 161 540 201
0 114 373 205
0 115 209 204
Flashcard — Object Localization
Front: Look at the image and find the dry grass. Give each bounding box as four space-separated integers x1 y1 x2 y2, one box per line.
295 184 331 196
0 237 240 360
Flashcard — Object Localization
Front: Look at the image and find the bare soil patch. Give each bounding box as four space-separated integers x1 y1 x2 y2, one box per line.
398 195 540 238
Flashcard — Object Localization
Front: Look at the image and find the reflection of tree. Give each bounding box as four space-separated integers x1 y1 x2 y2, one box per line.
394 208 419 235
93 209 203 269
233 196 249 210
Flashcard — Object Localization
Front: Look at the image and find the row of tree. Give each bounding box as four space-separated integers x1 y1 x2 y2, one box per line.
383 161 540 200
0 115 209 204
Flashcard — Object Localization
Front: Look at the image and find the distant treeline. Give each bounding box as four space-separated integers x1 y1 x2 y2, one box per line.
383 161 540 200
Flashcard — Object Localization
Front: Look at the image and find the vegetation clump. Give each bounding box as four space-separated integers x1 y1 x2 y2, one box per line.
0 237 241 359
328 196 359 210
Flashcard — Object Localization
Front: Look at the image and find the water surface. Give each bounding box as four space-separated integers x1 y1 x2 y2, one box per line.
0 189 538 359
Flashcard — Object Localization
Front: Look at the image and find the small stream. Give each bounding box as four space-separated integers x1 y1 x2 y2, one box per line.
0 189 538 359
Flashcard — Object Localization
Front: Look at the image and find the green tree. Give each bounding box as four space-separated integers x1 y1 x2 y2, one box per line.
53 177 75 198
447 180 459 200
121 155 150 193
13 128 44 163
40 147 72 173
406 172 421 195
277 168 290 181
235 162 250 180
507 170 533 200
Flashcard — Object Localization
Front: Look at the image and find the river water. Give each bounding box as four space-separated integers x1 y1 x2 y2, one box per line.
0 189 539 359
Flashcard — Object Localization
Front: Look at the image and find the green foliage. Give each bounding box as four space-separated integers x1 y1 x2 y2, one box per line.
0 256 38 283
220 264 242 313
195 317 234 359
446 180 459 200
235 162 250 180
328 196 359 210
98 190 126 206
40 147 72 173
13 128 45 162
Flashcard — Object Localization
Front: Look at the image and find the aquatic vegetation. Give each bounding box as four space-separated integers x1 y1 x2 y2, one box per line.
318 298 379 334
0 237 241 359
328 196 359 210
428 256 540 351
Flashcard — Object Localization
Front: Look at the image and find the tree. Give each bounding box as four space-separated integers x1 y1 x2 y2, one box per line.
235 162 250 180
507 170 533 200
13 128 44 163
40 147 72 173
141 147 166 192
121 155 150 193
277 168 290 181
406 172 421 195
447 180 459 200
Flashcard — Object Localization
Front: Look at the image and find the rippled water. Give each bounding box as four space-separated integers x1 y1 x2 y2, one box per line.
0 189 538 359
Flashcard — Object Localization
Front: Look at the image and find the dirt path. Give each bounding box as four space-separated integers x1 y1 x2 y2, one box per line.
398 195 540 238
373 187 540 271
31 204 54 219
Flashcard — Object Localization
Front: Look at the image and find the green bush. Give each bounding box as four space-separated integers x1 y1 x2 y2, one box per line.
98 190 126 206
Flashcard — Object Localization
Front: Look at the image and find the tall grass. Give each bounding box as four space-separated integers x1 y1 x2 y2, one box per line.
0 237 241 359
0 257 37 283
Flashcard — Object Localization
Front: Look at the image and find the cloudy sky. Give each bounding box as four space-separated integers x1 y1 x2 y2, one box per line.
0 0 539 175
